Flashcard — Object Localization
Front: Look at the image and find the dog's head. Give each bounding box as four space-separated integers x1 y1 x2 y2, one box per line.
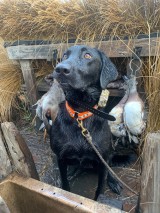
53 45 118 91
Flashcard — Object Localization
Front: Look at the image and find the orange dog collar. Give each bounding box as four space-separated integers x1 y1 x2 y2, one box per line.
65 101 98 120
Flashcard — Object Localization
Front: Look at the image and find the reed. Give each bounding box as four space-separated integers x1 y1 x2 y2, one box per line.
0 38 22 121
0 0 159 41
142 56 160 133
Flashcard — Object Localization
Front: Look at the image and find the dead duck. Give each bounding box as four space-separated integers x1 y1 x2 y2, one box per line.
33 79 65 141
123 75 146 143
108 85 129 138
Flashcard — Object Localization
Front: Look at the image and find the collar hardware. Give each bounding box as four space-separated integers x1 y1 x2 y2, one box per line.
76 118 89 137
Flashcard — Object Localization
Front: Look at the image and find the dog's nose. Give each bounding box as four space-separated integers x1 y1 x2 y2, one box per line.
55 64 71 75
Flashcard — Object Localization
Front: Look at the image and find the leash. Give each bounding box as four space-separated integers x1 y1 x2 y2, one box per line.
76 118 138 195
68 99 116 121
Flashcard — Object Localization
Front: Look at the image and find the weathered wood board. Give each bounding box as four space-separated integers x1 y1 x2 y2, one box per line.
19 60 38 105
1 122 39 180
6 37 160 60
0 129 12 180
139 133 160 213
7 45 53 60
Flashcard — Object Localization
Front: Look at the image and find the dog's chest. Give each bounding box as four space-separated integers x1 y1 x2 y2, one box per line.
50 104 111 159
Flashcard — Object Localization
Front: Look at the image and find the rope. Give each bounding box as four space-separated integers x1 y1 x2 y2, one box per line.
76 118 138 196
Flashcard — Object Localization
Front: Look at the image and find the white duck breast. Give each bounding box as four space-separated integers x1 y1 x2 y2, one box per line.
124 100 144 135
108 88 129 137
109 106 125 137
123 75 146 136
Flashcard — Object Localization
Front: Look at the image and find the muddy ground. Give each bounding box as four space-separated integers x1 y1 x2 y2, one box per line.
18 120 141 213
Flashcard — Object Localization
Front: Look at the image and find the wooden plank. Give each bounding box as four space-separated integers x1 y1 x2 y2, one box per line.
139 133 160 213
6 37 160 59
20 60 38 105
0 176 126 213
0 129 12 180
7 45 53 60
1 122 39 180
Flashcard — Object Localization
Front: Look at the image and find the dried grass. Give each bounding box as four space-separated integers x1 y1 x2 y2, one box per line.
0 0 159 41
0 38 22 122
0 59 54 122
0 42 53 122
142 57 160 133
32 60 54 80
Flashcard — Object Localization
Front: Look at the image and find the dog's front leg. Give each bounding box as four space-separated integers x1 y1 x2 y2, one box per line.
57 158 70 191
94 162 106 200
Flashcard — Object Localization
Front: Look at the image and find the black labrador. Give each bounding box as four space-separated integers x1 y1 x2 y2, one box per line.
50 45 121 200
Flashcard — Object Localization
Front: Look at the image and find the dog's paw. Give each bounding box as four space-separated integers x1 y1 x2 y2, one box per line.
107 173 123 195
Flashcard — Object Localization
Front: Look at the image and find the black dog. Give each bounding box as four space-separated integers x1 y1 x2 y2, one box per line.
50 45 121 200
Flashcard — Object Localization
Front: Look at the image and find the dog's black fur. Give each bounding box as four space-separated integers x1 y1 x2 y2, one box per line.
50 45 121 200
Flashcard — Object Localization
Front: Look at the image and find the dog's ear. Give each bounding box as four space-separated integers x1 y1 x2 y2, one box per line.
99 51 118 89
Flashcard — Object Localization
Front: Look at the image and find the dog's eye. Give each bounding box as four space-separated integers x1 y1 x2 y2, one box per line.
84 53 92 59
63 54 68 60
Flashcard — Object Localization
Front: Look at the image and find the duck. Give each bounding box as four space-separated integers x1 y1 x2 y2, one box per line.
33 79 65 141
123 75 146 143
108 84 129 138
